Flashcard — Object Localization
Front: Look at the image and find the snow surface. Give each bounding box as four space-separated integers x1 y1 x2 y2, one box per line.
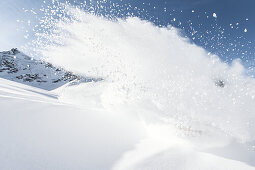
0 78 255 170
0 78 144 170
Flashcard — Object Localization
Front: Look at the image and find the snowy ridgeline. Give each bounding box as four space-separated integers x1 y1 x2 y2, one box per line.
0 48 98 90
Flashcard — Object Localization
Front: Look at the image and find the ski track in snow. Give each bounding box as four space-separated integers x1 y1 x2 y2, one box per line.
0 78 60 105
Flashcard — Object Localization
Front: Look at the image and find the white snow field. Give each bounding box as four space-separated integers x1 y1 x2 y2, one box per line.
0 77 255 170
1 2 255 170
0 78 144 170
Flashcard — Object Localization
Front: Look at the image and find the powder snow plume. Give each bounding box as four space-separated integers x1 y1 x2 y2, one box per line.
23 2 255 169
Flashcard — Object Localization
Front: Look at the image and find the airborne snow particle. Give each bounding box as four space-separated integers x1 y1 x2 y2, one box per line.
192 10 195 13
244 28 248 32
213 13 217 18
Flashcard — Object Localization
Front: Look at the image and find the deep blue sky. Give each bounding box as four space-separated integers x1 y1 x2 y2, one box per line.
0 0 254 73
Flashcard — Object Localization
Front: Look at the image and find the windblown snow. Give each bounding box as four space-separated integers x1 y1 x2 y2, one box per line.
0 3 255 170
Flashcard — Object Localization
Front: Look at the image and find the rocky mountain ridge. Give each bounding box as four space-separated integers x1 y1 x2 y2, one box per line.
0 48 92 90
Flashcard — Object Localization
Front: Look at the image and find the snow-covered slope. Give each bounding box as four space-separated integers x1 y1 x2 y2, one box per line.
0 48 90 90
0 78 255 170
0 78 144 170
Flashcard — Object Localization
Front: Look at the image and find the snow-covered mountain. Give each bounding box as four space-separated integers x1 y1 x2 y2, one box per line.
0 48 93 90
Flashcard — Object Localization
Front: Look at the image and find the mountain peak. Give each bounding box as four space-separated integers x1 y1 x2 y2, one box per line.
0 49 94 90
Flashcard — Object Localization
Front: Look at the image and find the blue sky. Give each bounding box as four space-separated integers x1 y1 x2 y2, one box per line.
0 0 254 71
